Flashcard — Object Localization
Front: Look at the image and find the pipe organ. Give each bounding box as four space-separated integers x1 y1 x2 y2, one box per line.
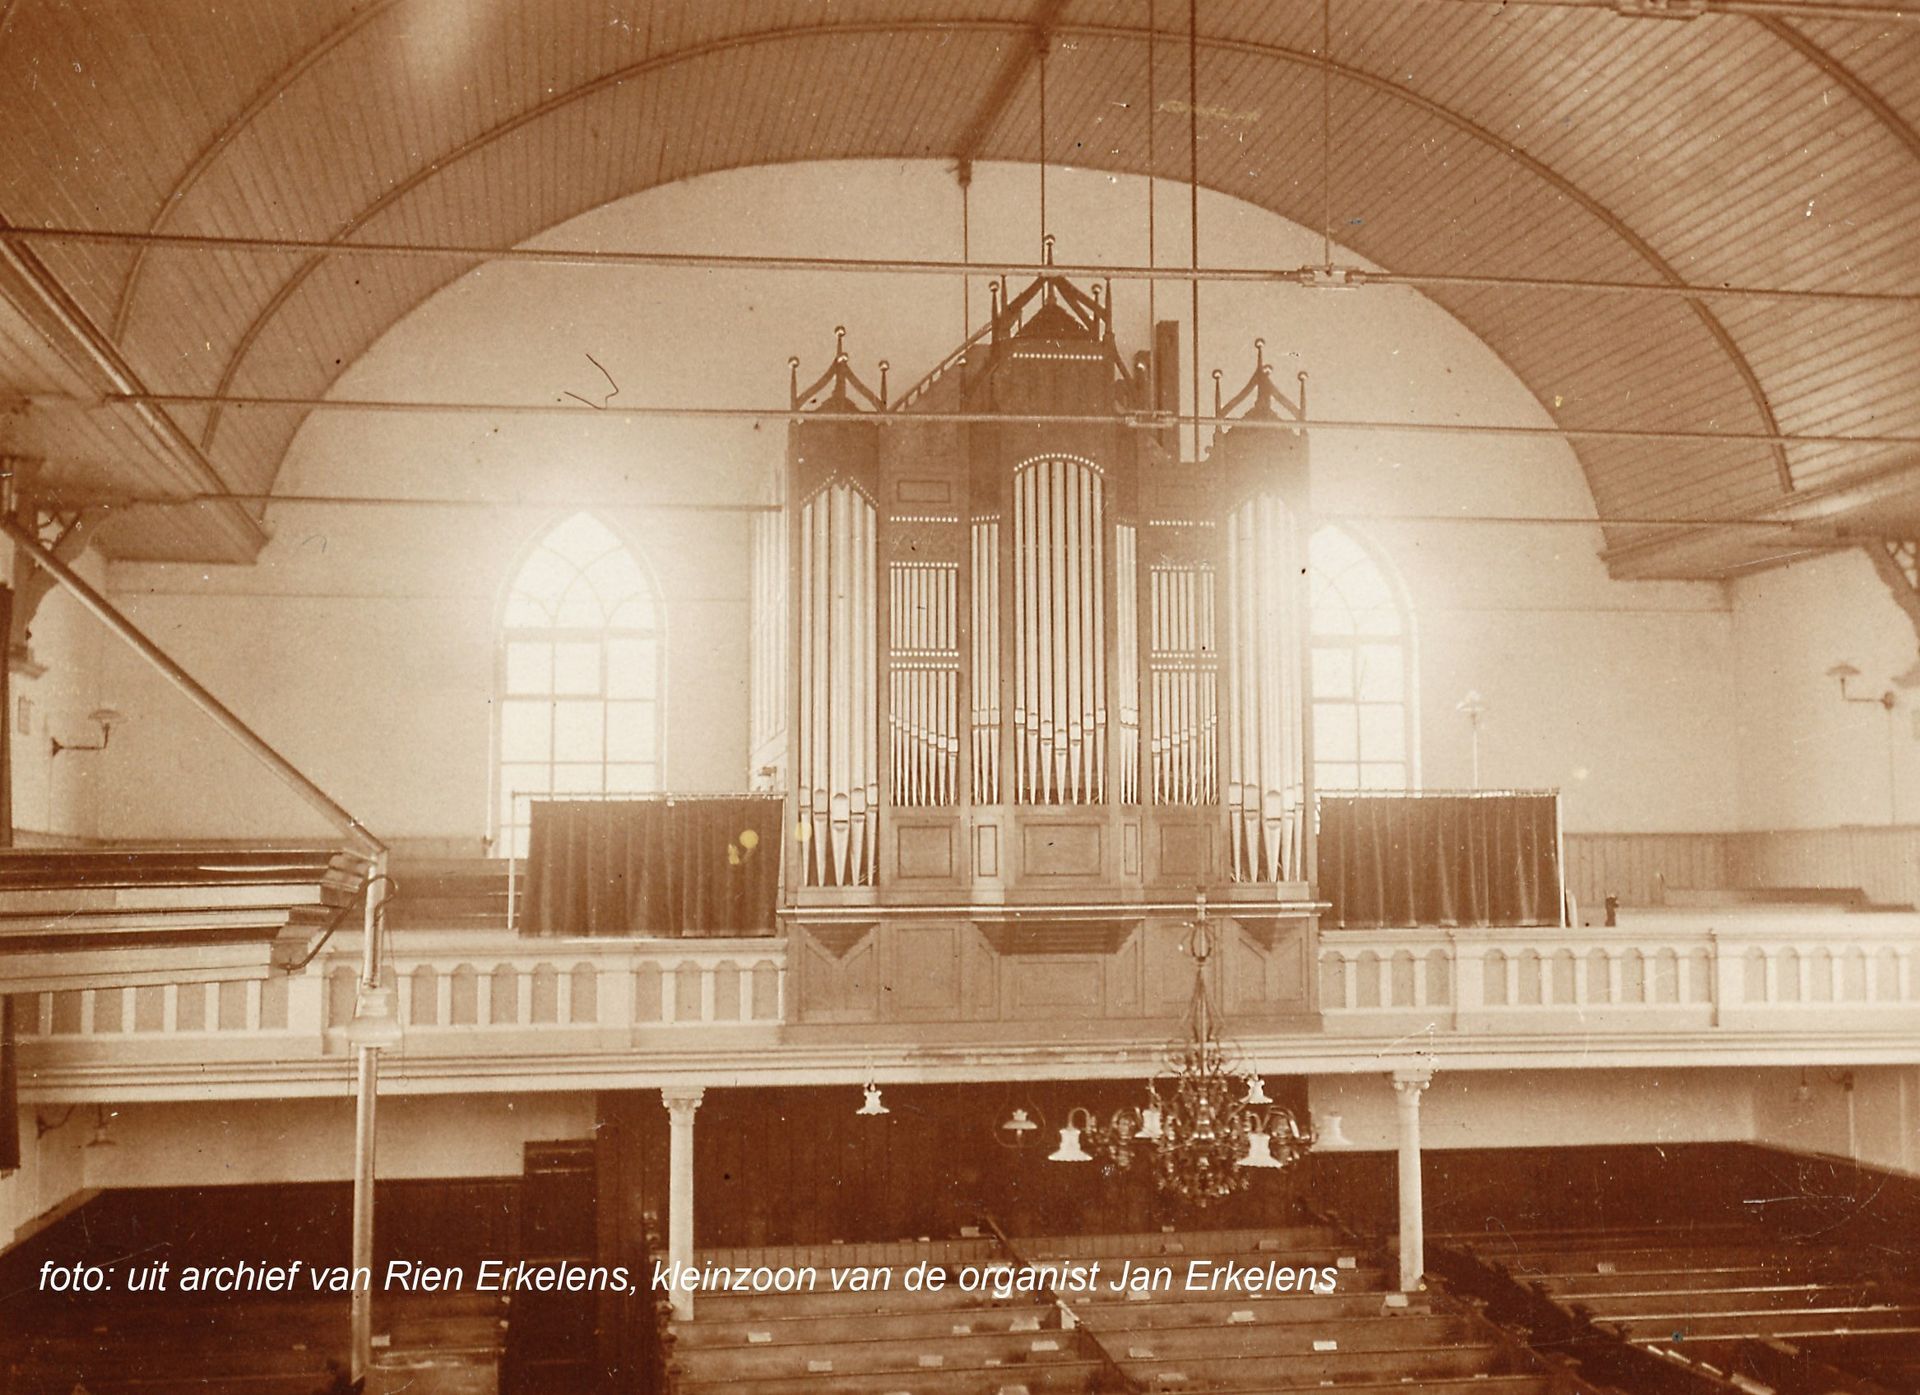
767 277 1315 911
1010 455 1107 805
889 560 960 807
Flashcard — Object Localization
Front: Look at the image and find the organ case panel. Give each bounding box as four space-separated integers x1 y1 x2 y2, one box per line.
782 284 1319 915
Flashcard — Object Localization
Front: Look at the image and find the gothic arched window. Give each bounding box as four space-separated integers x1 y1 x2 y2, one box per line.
495 513 662 856
1310 526 1414 792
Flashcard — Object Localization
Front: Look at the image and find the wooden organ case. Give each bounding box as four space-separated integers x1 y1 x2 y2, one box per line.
760 274 1321 1034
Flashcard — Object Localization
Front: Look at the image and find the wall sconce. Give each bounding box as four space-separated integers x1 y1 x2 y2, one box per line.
1827 663 1894 711
1456 691 1488 789
84 1104 119 1151
51 706 125 758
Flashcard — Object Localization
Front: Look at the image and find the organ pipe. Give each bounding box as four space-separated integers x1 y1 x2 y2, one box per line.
1116 523 1140 805
1149 561 1218 805
971 519 1001 804
1011 457 1106 804
797 482 878 885
749 496 788 785
1225 495 1305 881
890 561 960 806
784 281 1317 898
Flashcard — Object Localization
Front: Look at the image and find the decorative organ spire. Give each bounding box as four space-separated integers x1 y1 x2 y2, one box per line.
760 287 1315 898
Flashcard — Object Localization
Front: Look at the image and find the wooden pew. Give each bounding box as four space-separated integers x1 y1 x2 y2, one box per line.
677 1325 1100 1381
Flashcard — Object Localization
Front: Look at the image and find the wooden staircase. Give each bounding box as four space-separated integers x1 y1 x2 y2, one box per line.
0 845 371 994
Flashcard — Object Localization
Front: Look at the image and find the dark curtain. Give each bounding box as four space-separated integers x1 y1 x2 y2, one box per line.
521 797 782 938
1 996 18 1175
1320 793 1560 929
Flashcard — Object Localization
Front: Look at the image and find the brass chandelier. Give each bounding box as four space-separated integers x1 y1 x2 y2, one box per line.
1028 898 1314 1207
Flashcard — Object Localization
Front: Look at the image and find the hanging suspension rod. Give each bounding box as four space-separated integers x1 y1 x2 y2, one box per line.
0 226 1908 307
43 392 1920 449
6 490 1877 537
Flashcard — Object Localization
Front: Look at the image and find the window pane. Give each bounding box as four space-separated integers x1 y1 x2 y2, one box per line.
1315 704 1358 761
513 547 575 605
500 791 530 837
504 642 552 695
587 551 647 606
608 592 657 629
553 702 604 762
504 593 555 628
1353 603 1402 638
1359 704 1406 763
1318 762 1360 791
553 642 600 695
607 639 657 699
494 515 662 859
552 764 603 794
1355 645 1402 702
605 763 656 794
606 702 655 761
1312 647 1354 700
499 763 549 797
1360 762 1406 791
555 579 605 629
500 702 551 762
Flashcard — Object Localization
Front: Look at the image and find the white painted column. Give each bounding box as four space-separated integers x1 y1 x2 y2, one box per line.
1392 1066 1432 1293
662 1086 706 1320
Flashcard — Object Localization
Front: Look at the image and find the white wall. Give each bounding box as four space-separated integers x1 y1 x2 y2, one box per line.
1750 1064 1920 1176
99 503 748 844
86 160 1735 842
7 539 112 844
1310 1066 1756 1153
1 1104 89 1250
1314 1064 1920 1179
1731 548 1919 830
80 1092 598 1191
9 1092 595 1249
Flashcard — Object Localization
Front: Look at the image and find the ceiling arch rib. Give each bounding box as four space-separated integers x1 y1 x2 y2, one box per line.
181 16 1805 548
174 20 1022 462
28 3 1911 575
1052 21 1797 495
107 0 406 341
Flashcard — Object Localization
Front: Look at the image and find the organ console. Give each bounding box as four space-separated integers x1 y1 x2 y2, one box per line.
758 268 1321 1027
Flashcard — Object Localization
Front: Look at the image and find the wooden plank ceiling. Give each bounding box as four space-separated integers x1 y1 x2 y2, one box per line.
0 0 1912 577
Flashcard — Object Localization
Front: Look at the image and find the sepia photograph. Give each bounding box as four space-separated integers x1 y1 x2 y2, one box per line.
0 1 1917 1392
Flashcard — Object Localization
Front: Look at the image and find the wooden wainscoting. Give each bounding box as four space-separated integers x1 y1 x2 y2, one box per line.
1565 825 1920 910
1562 832 1731 909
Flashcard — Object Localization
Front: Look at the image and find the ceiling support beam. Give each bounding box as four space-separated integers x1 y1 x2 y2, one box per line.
1603 453 1920 577
951 0 1073 169
6 226 1912 309
0 230 266 560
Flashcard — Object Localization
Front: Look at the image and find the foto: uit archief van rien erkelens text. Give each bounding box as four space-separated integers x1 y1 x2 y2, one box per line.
40 1256 1350 1298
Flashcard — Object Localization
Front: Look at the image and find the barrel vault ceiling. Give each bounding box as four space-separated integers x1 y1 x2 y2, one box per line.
0 0 1912 577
